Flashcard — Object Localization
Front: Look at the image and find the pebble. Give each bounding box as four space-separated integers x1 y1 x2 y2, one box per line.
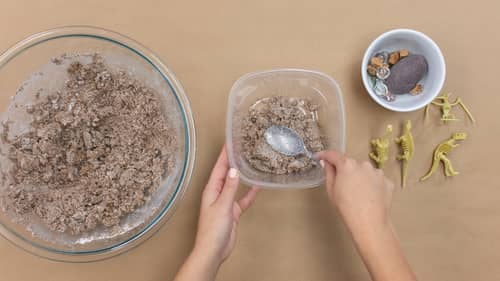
386 55 428 95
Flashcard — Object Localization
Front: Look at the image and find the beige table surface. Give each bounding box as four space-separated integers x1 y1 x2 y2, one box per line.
1 0 499 280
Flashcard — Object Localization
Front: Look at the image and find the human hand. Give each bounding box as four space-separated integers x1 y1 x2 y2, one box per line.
192 146 259 266
315 151 417 281
315 150 395 235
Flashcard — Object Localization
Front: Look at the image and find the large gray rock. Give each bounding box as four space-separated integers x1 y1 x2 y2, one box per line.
386 54 428 95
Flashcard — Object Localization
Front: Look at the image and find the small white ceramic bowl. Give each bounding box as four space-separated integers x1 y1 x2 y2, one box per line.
361 29 446 112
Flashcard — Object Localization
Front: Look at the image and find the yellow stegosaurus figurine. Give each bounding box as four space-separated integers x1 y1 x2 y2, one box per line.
369 124 392 169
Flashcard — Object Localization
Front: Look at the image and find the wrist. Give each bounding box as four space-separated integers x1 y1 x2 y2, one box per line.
347 221 417 281
349 220 397 256
346 217 394 245
174 247 222 281
191 244 224 271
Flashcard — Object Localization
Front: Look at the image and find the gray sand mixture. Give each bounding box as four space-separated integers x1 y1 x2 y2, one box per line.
0 54 176 235
242 96 324 174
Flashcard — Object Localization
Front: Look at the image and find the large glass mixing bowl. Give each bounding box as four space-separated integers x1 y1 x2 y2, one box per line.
0 26 196 262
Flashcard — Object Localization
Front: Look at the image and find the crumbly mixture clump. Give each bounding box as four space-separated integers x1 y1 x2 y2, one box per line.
1 54 175 235
241 96 324 174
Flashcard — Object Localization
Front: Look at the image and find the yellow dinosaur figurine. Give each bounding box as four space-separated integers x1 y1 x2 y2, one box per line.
425 92 475 123
420 132 467 181
395 120 414 188
369 124 392 169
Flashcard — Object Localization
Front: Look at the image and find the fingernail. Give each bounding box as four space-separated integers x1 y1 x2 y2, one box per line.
312 152 320 160
319 160 325 168
229 168 239 179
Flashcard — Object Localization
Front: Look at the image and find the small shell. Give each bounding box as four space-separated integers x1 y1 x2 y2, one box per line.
373 79 388 96
376 66 391 80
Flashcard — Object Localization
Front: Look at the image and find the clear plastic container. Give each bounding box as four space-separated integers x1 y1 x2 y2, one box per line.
226 69 345 189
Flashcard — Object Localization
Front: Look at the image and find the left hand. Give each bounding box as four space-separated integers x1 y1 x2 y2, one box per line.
192 146 259 265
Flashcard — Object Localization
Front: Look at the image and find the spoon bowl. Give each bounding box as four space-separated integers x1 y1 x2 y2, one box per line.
264 125 314 159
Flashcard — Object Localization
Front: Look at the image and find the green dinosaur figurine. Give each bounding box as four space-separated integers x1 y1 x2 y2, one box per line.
369 124 392 169
395 120 414 188
425 92 475 123
420 132 467 181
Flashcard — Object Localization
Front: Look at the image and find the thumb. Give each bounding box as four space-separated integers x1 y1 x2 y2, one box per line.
217 168 240 207
322 161 337 194
315 150 346 170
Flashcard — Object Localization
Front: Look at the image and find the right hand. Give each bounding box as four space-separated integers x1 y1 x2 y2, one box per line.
316 151 418 281
315 151 395 235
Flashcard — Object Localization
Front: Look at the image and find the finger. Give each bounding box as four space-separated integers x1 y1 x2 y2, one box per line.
217 168 240 207
384 178 395 204
315 150 346 169
203 146 229 206
384 177 395 191
233 187 259 222
376 168 384 176
362 160 374 169
237 186 260 213
322 161 337 191
207 145 230 189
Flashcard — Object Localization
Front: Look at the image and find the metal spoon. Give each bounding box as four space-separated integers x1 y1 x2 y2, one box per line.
264 125 316 160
